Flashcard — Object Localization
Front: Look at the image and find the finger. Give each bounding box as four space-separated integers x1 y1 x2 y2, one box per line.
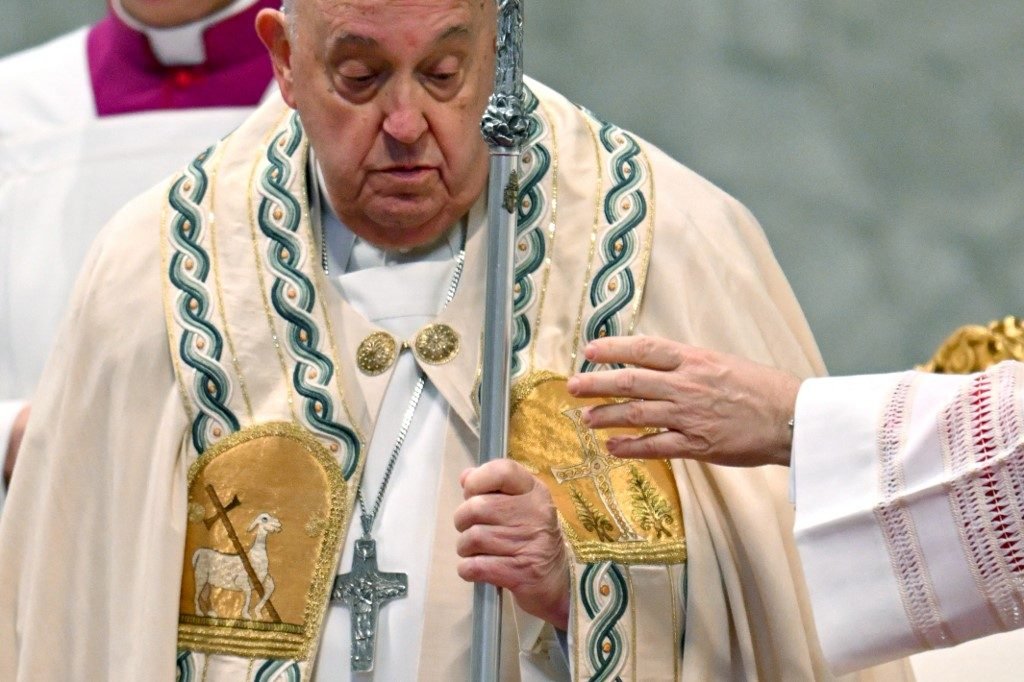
457 553 558 593
457 554 523 590
456 523 531 558
568 366 681 401
581 335 686 371
606 431 696 460
453 492 539 531
583 398 680 430
461 459 535 499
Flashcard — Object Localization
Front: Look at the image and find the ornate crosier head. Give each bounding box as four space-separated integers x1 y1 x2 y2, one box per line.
258 0 499 250
481 0 528 150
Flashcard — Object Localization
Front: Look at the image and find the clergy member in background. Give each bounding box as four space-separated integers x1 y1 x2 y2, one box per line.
0 0 278 508
570 335 1024 676
0 0 910 679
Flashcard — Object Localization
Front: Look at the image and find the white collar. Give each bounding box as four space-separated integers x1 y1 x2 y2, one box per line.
111 0 263 66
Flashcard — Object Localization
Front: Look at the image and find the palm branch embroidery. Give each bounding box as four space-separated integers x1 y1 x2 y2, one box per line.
569 484 616 542
628 465 674 539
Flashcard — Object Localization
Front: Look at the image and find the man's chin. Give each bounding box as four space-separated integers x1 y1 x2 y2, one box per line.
347 204 455 251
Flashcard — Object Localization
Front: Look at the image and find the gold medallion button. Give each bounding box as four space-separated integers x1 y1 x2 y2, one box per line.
414 323 460 365
357 331 399 376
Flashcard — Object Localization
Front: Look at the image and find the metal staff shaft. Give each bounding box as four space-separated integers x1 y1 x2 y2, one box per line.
473 1 527 680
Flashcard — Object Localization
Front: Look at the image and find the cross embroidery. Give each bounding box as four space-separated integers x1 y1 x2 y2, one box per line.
552 407 642 542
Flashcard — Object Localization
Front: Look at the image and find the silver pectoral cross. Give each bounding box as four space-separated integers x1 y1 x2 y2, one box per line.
331 537 409 672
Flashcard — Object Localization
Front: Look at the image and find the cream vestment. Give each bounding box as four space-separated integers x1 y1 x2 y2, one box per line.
0 81 908 680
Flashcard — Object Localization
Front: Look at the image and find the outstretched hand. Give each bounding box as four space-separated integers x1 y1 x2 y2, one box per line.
455 459 570 630
566 336 801 467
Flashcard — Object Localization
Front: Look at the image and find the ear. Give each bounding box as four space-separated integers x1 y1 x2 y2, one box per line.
256 8 298 109
247 517 260 531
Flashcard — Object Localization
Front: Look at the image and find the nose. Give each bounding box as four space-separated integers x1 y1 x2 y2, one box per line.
381 80 428 145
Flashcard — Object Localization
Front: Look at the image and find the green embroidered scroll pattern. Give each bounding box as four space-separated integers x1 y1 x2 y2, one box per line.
511 84 552 378
580 561 628 681
580 116 648 373
257 113 360 479
168 145 241 453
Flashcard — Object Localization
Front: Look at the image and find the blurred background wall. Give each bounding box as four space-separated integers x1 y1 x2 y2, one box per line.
4 1 1023 375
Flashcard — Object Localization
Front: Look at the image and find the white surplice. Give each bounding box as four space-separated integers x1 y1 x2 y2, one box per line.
794 362 1024 678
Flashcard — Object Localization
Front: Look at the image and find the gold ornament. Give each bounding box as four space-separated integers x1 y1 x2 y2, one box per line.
922 315 1024 374
414 324 460 365
357 331 398 375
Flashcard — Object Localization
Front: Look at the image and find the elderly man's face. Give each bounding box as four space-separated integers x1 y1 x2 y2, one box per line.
261 0 495 249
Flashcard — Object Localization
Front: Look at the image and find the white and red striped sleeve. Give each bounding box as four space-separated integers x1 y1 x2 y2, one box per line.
793 362 1024 674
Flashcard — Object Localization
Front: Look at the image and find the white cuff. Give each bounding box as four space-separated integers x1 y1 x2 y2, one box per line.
792 373 918 673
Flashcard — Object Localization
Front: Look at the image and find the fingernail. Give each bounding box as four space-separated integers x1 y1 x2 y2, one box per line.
581 406 593 425
567 376 579 394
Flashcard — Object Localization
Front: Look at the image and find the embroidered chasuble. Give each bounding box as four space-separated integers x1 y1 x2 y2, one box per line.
0 79 911 680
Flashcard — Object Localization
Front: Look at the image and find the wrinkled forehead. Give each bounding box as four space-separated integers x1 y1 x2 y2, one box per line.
293 0 491 34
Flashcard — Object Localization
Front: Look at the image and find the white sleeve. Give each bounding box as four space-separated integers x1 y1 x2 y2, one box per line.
792 363 1024 674
0 399 28 513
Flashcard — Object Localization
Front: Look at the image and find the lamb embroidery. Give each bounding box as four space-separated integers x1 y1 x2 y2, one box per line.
193 484 283 622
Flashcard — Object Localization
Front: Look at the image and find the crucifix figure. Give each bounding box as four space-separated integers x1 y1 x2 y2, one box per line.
553 406 643 542
331 537 408 672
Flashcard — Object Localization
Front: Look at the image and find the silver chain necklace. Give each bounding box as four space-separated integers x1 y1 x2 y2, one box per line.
311 152 467 672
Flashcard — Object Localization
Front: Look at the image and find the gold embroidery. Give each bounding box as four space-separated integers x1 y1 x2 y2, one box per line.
625 567 637 682
178 422 348 661
208 140 255 421
305 513 328 538
245 111 301 421
568 484 615 543
510 372 686 565
189 502 207 524
628 143 656 336
668 565 680 681
356 331 398 376
414 323 460 365
627 465 675 539
567 112 605 375
568 558 581 677
528 101 560 375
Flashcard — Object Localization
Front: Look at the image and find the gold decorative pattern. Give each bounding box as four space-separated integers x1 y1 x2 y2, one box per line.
921 315 1024 374
509 371 686 565
414 323 460 365
627 465 675 540
628 144 656 335
569 484 615 543
177 422 349 662
245 111 302 421
356 331 399 376
207 140 255 421
567 112 606 375
528 99 561 375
